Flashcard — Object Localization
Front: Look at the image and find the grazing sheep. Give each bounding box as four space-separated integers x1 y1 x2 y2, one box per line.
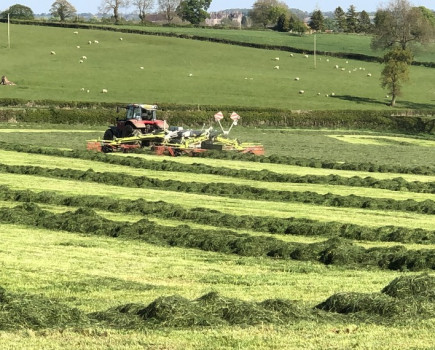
326 59 330 62
367 73 372 77
335 65 339 69
86 90 90 93
140 66 144 70
76 46 80 49
304 54 309 58
80 88 85 91
79 60 84 63
299 90 304 94
73 31 78 34
88 41 92 44
290 53 294 57
102 89 108 93
94 40 99 44
119 37 123 41
345 60 349 64
294 77 300 81
50 51 56 55
331 92 335 96
273 57 279 61
341 68 345 71
317 92 321 95
273 66 279 69
82 56 87 60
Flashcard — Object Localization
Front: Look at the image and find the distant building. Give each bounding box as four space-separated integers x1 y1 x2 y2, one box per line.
205 11 243 26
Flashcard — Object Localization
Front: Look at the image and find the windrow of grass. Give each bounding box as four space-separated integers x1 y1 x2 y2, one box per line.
1 203 434 272
0 272 433 331
1 146 434 195
0 185 434 245
2 173 434 232
1 163 434 215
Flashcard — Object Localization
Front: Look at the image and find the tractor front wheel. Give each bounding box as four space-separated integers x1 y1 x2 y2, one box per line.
103 129 114 140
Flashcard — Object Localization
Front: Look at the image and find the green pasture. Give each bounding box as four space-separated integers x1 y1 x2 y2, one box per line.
103 24 435 63
0 24 434 110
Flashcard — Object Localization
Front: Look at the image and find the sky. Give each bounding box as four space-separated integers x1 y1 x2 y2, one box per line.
1 0 434 15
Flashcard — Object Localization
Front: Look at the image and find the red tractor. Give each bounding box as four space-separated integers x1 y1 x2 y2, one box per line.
103 104 166 141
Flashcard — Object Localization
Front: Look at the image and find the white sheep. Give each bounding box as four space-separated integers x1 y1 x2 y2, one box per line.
87 90 90 93
82 56 87 60
119 37 123 41
79 60 84 63
50 51 56 55
326 59 330 62
367 73 372 77
140 66 144 70
345 60 349 64
335 65 339 69
294 77 300 81
341 68 345 71
94 40 99 44
102 89 108 93
88 41 92 45
273 66 279 70
273 57 279 61
73 31 78 34
331 92 335 96
76 46 80 49
80 88 85 91
290 53 294 57
304 54 309 58
299 90 304 94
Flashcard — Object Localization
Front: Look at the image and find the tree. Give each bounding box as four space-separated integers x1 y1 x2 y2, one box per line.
1 4 34 20
334 6 347 32
158 0 180 23
358 10 372 33
346 5 358 33
250 0 289 28
133 0 154 24
309 10 324 31
176 0 211 25
289 15 306 35
381 47 413 106
372 0 434 50
99 0 130 24
275 13 289 32
50 0 77 21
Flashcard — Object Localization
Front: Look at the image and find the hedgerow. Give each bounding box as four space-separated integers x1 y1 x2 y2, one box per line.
1 203 434 271
1 143 434 193
1 185 433 244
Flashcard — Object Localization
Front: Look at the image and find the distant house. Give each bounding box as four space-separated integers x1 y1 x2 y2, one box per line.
205 11 243 26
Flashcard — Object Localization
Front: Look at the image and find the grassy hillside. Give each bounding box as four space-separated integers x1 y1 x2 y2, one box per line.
0 24 434 110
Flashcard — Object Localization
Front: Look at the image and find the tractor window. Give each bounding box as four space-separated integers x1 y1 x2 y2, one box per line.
141 109 155 121
126 107 135 120
133 107 142 120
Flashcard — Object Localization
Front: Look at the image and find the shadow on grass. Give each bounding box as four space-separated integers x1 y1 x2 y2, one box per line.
334 95 435 109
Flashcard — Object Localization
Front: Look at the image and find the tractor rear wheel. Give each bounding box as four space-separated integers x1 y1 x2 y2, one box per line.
103 129 114 140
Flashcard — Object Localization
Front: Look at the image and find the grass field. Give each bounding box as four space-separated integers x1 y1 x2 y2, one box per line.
1 24 435 110
0 124 434 349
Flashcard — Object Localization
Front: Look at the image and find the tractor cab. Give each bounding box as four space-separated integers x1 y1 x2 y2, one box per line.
125 104 157 121
104 103 165 140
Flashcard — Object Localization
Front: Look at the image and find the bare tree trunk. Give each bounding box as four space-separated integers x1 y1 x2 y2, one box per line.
390 95 397 107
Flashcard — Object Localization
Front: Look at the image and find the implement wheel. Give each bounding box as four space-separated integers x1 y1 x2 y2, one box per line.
103 129 114 140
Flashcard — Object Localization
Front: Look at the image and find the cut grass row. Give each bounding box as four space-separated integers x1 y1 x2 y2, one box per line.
1 203 434 272
2 174 433 231
1 185 434 246
1 150 435 201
